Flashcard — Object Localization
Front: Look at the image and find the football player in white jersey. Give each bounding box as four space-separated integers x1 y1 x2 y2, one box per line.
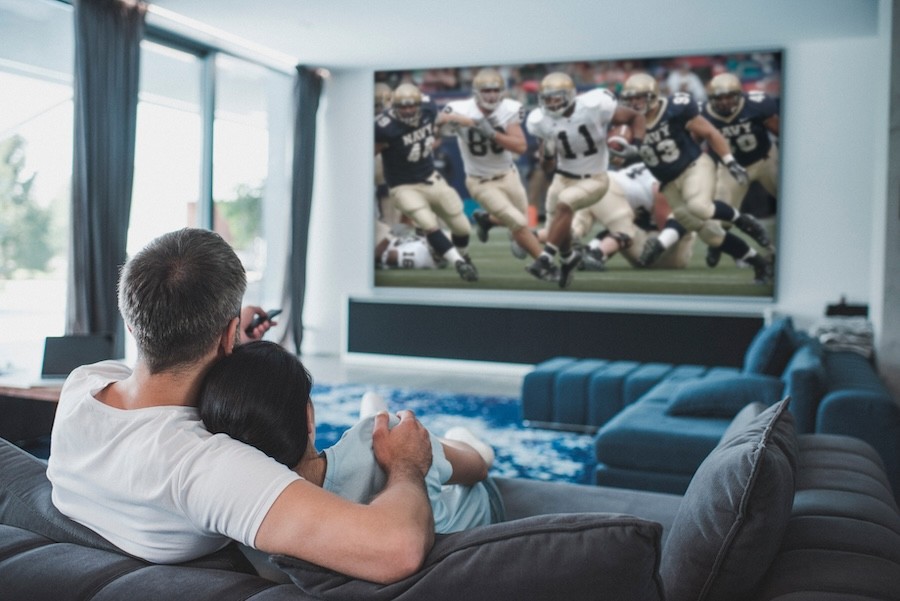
574 162 694 270
374 219 445 270
525 72 646 288
442 69 552 279
619 73 773 285
375 83 480 282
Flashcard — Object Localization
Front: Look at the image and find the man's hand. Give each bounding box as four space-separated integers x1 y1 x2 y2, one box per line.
240 305 276 341
725 159 749 185
372 410 432 479
474 117 497 139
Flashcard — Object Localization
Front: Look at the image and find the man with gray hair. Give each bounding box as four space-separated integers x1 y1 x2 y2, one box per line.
48 227 436 584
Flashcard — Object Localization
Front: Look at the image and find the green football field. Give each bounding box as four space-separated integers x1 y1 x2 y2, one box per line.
375 221 776 297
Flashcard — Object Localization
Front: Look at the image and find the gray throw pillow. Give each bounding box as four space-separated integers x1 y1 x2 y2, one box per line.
272 513 665 601
660 398 798 601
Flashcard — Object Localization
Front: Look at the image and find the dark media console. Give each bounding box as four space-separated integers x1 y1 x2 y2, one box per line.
347 299 764 367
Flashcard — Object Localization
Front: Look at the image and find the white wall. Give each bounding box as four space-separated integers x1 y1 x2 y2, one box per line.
300 0 894 384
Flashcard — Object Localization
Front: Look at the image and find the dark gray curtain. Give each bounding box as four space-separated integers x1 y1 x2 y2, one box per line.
282 66 323 354
68 0 145 358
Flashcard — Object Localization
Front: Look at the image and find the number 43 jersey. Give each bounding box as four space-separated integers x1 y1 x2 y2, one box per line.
375 101 439 187
526 88 618 177
442 97 525 179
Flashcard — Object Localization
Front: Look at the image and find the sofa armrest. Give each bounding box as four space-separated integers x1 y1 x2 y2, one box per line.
816 389 900 500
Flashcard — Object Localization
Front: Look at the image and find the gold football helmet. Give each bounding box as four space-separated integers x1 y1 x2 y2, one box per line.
472 68 505 111
620 73 660 115
392 83 423 126
539 72 576 117
374 82 392 114
708 73 743 117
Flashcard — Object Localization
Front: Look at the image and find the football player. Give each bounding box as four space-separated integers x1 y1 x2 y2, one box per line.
375 82 479 282
373 82 403 233
701 72 779 267
525 72 646 288
618 73 773 285
575 162 694 270
441 68 553 280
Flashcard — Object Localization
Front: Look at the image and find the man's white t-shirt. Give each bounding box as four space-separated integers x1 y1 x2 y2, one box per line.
46 361 300 564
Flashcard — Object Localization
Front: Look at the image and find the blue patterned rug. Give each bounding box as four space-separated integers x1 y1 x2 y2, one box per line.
311 382 597 484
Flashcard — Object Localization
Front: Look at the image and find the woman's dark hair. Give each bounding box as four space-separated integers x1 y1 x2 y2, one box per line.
198 340 313 468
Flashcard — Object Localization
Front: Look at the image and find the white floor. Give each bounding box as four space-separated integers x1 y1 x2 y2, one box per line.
300 353 528 398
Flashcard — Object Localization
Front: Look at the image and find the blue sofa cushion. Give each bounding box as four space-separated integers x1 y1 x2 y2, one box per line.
743 317 798 376
660 398 798 601
666 374 784 418
781 342 826 434
272 513 665 601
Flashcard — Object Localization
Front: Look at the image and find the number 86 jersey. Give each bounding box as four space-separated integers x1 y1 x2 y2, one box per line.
526 88 618 176
442 97 524 179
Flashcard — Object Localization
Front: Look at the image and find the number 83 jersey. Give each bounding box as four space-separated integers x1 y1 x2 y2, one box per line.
636 93 703 186
526 88 618 176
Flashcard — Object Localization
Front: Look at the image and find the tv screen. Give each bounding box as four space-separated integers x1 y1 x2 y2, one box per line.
373 51 781 298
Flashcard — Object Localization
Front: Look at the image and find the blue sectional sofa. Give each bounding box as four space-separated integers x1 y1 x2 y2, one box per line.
521 317 900 499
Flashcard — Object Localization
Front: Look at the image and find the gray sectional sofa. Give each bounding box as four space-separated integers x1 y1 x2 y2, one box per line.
522 316 900 500
2 399 900 600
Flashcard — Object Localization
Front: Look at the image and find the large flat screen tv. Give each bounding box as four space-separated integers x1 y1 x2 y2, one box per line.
373 50 781 298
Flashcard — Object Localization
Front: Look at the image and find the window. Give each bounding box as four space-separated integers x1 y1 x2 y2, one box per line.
0 1 293 371
213 54 292 303
0 0 74 370
128 40 204 256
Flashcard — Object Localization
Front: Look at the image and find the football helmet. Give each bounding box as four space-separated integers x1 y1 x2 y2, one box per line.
708 73 743 117
374 82 392 114
473 68 505 111
538 72 576 117
620 73 660 115
392 83 423 126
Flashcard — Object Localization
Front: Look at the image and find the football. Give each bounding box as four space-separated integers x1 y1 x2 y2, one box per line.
607 124 633 152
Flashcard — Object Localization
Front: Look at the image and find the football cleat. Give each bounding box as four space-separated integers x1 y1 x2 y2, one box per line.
455 255 478 282
558 251 582 289
706 245 722 268
472 209 493 243
581 247 607 271
734 213 772 249
526 255 558 282
638 238 665 267
746 254 774 285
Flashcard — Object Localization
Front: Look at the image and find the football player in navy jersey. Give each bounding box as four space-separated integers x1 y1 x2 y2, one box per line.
701 73 779 267
375 83 480 282
525 72 646 288
618 73 773 285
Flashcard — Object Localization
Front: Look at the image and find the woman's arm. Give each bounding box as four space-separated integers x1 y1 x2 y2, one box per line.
439 438 489 485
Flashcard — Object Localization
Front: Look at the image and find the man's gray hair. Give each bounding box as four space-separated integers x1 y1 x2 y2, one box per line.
118 228 246 373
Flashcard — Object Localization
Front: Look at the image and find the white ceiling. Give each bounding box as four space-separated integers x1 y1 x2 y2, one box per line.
146 0 881 73
148 0 492 71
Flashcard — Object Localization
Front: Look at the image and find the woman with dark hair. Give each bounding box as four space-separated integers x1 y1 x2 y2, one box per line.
199 341 504 533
